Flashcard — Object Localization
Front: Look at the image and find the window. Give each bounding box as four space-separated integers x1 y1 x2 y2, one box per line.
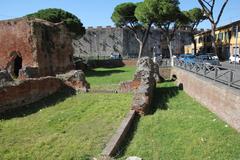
218 32 223 41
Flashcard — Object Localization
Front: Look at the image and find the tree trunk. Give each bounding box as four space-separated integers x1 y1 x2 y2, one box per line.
191 34 197 54
167 40 174 67
137 23 152 60
138 41 144 59
211 23 217 55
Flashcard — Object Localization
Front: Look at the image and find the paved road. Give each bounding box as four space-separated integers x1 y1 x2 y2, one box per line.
220 62 240 71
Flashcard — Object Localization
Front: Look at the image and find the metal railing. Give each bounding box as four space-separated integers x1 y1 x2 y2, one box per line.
157 59 172 67
174 60 240 89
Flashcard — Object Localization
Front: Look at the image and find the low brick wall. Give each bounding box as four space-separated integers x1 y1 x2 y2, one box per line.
0 70 90 113
101 110 136 157
172 67 240 132
0 77 63 113
84 59 137 69
159 67 172 80
122 59 137 66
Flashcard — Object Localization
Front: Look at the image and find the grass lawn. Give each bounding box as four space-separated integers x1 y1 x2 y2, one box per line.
85 66 136 90
119 82 240 160
0 66 135 160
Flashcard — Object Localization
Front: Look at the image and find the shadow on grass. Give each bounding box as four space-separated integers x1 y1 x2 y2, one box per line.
150 85 180 114
85 69 125 77
0 86 76 120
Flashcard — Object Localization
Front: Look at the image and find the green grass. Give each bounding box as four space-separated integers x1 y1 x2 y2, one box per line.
119 82 240 160
85 66 136 90
0 66 135 160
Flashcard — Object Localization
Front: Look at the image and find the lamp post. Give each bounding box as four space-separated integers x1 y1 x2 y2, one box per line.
153 45 156 63
234 25 239 68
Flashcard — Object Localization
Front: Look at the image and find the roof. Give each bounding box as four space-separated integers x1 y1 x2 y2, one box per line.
196 19 240 36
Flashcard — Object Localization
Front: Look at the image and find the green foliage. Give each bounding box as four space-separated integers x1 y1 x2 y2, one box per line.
120 82 240 159
135 2 155 25
145 0 181 24
27 8 85 37
183 8 205 29
111 3 138 27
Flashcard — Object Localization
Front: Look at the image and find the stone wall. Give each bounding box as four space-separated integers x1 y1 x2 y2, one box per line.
73 27 192 58
131 57 156 115
0 18 36 71
0 70 90 113
0 18 74 78
119 57 156 115
73 27 124 57
0 77 63 113
33 19 74 76
159 67 172 80
172 67 240 132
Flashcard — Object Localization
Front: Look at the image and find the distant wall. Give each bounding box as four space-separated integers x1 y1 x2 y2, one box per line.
172 67 240 132
73 27 192 58
73 27 124 57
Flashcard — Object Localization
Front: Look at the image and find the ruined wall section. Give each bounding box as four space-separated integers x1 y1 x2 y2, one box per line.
0 77 63 113
32 19 74 76
0 18 36 70
0 18 74 78
0 70 90 113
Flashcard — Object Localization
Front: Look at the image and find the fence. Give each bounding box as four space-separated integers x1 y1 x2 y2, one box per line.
157 59 172 67
174 60 240 89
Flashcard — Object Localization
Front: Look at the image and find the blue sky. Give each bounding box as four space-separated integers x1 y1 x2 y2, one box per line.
0 0 239 29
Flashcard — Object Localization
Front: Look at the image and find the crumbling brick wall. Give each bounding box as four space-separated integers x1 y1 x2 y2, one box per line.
0 77 63 113
0 70 90 113
0 18 74 78
119 57 157 115
0 18 36 72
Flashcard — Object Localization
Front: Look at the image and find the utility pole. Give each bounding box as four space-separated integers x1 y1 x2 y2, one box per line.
234 25 239 67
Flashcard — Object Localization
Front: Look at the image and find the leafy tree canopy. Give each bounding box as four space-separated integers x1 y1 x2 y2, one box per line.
27 8 85 37
135 2 155 25
183 8 205 28
111 3 138 27
146 0 181 25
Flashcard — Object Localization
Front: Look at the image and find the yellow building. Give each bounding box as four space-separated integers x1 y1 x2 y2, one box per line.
185 20 240 60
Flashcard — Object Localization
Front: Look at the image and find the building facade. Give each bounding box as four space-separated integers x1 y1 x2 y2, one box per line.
185 20 240 60
73 26 192 59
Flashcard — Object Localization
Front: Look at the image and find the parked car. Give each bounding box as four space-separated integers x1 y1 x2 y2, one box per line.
110 53 122 60
204 53 219 60
229 54 240 64
195 55 221 66
177 54 186 62
182 54 196 64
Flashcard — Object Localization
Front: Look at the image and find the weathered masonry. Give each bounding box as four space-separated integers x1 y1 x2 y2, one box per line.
0 18 74 78
73 26 192 58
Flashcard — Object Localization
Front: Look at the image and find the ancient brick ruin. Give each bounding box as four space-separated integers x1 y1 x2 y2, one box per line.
119 57 157 115
0 18 74 79
0 18 90 113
